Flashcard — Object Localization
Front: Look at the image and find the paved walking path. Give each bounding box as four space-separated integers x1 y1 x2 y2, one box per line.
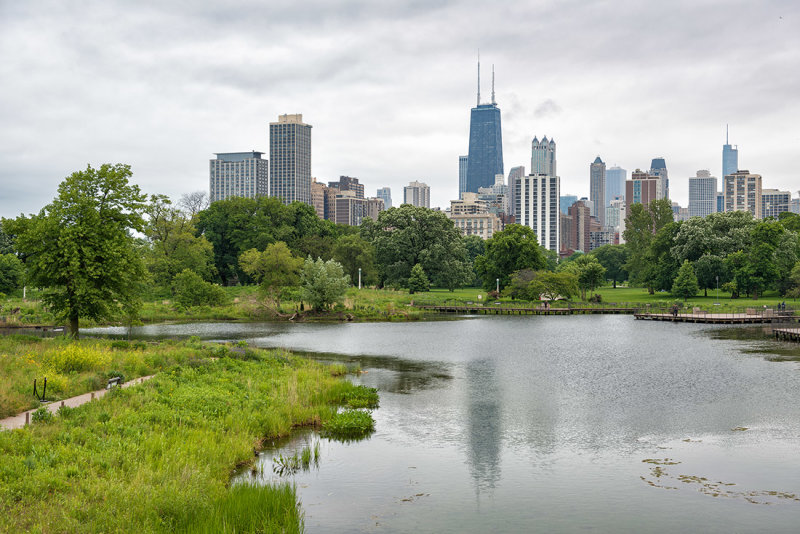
0 375 154 431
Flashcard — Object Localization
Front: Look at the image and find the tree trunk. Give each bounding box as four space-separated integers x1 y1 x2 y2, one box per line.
613 279 617 289
69 314 79 339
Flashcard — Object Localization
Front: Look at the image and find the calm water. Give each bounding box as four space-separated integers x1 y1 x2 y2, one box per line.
86 317 800 532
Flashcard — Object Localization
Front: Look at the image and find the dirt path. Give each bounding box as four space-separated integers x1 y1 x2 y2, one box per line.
0 375 154 431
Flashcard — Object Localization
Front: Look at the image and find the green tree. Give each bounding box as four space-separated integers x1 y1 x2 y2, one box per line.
408 263 430 294
239 242 303 306
530 270 579 301
300 257 349 311
671 260 699 301
360 205 471 290
474 224 545 291
646 222 682 292
333 234 376 287
694 254 726 297
173 269 226 308
0 253 24 294
143 194 216 288
503 269 538 300
590 244 628 288
623 199 674 287
0 227 13 255
3 164 146 337
462 235 486 287
561 254 606 300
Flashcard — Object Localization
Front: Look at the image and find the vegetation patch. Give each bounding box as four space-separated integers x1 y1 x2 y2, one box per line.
322 409 375 440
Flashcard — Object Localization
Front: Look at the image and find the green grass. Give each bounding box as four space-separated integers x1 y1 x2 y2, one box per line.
0 346 371 533
322 409 376 440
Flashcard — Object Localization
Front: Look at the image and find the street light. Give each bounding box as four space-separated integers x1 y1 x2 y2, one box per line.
715 275 719 305
358 268 362 290
496 278 499 294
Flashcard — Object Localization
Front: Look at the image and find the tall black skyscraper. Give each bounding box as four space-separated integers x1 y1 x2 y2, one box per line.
466 60 503 194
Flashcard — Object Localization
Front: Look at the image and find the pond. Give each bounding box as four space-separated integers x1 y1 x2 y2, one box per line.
86 316 800 532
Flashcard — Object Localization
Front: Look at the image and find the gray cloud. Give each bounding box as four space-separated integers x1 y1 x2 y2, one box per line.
1 0 799 217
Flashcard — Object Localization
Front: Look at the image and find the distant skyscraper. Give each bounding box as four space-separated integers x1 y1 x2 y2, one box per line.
724 170 762 218
328 176 364 198
404 181 430 208
649 157 669 200
717 192 725 213
209 152 269 203
792 195 800 215
560 195 578 215
589 156 606 225
722 126 739 179
269 113 312 205
762 189 791 219
688 170 718 218
458 156 468 199
625 170 660 218
516 173 560 251
605 166 626 205
465 61 503 193
531 136 556 176
507 166 525 217
377 187 392 209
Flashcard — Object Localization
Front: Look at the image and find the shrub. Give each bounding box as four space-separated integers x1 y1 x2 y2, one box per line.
42 344 112 373
322 409 375 439
173 269 226 308
31 406 54 424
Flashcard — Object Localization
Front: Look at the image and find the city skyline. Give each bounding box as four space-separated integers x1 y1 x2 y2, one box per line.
2 1 799 218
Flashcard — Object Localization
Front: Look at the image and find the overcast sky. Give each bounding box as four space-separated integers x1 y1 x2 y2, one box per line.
1 0 799 218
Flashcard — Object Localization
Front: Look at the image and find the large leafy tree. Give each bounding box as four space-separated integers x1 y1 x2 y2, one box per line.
560 254 606 300
671 260 699 301
694 254 726 297
333 234 376 287
0 254 24 294
623 199 673 286
3 164 147 337
590 244 628 288
0 227 13 255
300 257 349 311
474 224 545 291
144 194 216 288
195 196 337 285
360 205 471 290
239 242 303 306
530 270 579 301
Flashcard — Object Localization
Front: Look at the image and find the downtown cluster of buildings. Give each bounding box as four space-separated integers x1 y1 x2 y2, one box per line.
209 113 433 225
452 63 800 255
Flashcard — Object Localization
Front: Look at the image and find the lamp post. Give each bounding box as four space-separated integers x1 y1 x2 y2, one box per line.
715 275 719 305
358 268 362 290
496 278 499 294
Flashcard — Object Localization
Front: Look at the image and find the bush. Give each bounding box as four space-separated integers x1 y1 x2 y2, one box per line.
173 269 226 308
31 406 54 424
42 344 112 373
322 409 375 439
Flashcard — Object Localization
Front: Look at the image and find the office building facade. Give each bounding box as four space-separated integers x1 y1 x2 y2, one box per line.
560 195 578 215
590 156 606 225
209 152 269 203
625 170 660 218
762 189 791 219
269 114 312 205
605 166 626 207
650 157 669 200
458 156 468 199
465 63 503 193
724 170 762 218
507 166 525 217
377 187 392 210
531 136 556 176
688 170 718 218
328 176 364 199
404 180 431 208
515 173 560 251
723 127 738 180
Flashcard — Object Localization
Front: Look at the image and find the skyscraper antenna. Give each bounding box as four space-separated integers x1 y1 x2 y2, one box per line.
477 51 481 107
491 64 495 104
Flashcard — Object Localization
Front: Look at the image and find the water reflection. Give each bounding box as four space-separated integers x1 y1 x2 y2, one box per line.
464 358 502 494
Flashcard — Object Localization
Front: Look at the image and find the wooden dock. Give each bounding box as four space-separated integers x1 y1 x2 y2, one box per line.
634 312 797 324
418 305 637 316
773 328 800 342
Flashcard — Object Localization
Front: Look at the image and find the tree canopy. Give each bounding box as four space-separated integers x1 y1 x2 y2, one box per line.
3 164 147 337
474 224 546 291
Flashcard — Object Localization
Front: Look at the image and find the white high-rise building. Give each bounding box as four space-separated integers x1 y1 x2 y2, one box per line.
209 152 269 203
688 170 718 218
269 114 312 205
404 181 430 208
724 170 762 218
530 136 556 176
515 173 560 251
762 189 791 219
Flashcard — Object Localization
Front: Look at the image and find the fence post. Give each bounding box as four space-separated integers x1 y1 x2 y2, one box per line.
25 412 30 426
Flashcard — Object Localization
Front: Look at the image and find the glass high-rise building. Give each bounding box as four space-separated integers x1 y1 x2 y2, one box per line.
688 170 718 218
507 166 525 217
209 152 269 203
269 113 312 205
560 195 578 215
590 156 606 225
605 166 626 205
722 126 738 179
649 157 669 200
465 62 503 193
377 187 392 210
458 155 468 199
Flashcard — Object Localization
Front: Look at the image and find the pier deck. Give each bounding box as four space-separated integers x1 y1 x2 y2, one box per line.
634 312 797 324
773 328 800 342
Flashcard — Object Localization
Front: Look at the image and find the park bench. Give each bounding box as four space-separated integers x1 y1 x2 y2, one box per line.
106 377 122 389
